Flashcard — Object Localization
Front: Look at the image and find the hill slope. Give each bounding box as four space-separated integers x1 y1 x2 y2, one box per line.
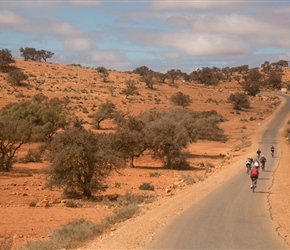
0 59 289 249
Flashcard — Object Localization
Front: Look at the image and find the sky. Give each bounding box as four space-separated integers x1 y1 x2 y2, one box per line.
1 0 290 73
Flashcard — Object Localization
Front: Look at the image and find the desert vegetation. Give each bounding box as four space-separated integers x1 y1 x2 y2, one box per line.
0 48 289 249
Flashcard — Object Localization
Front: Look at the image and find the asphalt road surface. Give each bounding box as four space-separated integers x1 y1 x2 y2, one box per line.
145 94 290 249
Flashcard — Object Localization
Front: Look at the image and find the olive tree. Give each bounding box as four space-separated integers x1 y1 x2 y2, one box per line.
45 127 124 198
19 47 54 62
192 67 223 85
267 70 282 89
0 115 32 171
113 115 148 168
154 72 167 83
166 69 183 85
0 97 68 142
170 91 192 109
97 66 109 82
0 49 15 71
140 109 225 169
140 71 155 89
7 69 28 87
228 92 250 110
112 108 227 170
144 114 190 169
92 100 116 129
120 79 138 99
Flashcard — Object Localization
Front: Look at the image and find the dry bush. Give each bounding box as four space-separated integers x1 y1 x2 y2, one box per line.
19 204 139 250
0 238 13 250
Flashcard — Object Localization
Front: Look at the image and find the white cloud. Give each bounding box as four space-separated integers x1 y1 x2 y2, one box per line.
64 37 92 51
151 1 246 9
161 51 182 59
70 0 102 7
0 0 102 9
191 14 290 38
49 22 83 37
160 32 250 56
0 10 27 28
128 30 250 57
90 50 131 70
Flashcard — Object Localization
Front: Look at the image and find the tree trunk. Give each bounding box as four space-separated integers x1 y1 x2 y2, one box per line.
129 155 135 168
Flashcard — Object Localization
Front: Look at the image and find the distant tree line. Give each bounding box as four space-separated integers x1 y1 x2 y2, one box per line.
0 47 288 95
132 59 288 93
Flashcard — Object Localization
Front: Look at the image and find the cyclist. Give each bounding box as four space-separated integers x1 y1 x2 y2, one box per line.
250 163 259 189
260 155 267 170
256 148 261 159
253 159 260 169
246 158 252 174
271 145 275 157
249 157 253 165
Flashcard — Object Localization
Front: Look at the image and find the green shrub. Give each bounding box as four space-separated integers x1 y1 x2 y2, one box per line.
113 204 139 222
0 237 13 250
206 162 215 168
196 174 204 181
149 172 160 177
117 191 155 205
21 148 43 163
139 182 154 191
19 205 140 250
180 174 196 185
61 190 82 199
65 200 82 208
114 182 121 188
28 201 37 207
169 160 191 170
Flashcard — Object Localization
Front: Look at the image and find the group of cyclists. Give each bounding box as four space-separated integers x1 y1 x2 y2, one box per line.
245 145 275 190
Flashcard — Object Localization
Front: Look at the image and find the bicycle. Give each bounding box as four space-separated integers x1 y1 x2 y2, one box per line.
271 146 275 158
246 163 251 174
261 161 266 171
251 178 257 193
260 155 266 171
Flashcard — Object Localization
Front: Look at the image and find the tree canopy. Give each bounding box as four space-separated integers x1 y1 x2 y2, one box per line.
19 47 54 62
45 127 124 198
92 100 117 129
170 91 192 109
228 92 250 110
0 97 68 141
0 49 15 71
0 115 32 171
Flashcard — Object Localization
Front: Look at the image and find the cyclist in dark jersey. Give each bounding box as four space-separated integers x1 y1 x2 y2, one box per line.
256 148 261 158
260 155 267 170
271 146 275 157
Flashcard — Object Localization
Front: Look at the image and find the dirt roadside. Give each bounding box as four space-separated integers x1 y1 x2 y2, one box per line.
269 100 290 245
81 95 290 250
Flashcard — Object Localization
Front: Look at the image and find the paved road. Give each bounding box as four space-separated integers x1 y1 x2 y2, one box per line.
145 94 290 249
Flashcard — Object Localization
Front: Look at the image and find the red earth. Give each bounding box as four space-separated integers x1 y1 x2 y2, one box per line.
0 59 289 249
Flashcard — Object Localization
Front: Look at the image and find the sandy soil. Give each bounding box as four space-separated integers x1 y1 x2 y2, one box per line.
0 59 289 250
